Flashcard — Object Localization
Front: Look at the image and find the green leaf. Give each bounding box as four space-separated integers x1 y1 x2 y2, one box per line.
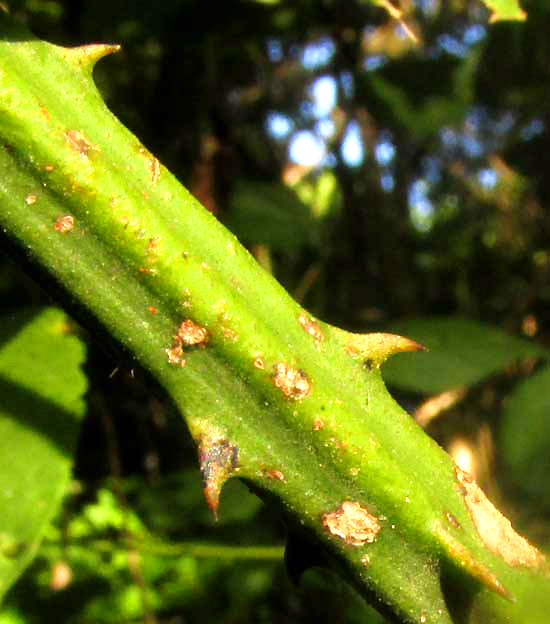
365 52 477 139
381 317 546 393
226 181 320 251
480 0 526 22
500 364 550 507
0 307 86 601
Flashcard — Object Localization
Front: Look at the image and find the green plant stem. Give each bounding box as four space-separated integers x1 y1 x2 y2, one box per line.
0 15 548 624
43 537 284 561
134 541 284 561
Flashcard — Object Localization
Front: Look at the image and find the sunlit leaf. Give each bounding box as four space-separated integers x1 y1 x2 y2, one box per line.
480 0 526 22
0 308 86 601
226 181 320 251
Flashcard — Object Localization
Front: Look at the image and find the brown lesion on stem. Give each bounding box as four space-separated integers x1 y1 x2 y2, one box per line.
265 469 286 482
445 511 461 530
165 319 209 367
178 319 209 347
146 236 162 262
150 157 161 185
323 501 380 547
165 341 186 367
65 130 98 157
273 362 311 400
298 314 324 347
54 214 75 233
136 144 161 185
253 356 265 370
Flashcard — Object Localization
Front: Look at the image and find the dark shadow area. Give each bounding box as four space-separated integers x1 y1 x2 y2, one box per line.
0 373 80 456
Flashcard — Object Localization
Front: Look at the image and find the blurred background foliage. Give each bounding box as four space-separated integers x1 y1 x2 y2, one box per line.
1 0 549 622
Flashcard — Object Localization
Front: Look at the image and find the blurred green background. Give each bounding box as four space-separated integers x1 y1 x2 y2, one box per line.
1 1 549 622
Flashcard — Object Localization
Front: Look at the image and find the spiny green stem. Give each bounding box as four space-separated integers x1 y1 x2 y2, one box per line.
0 15 548 623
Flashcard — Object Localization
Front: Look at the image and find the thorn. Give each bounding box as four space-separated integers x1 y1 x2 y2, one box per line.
346 332 427 367
60 44 121 71
198 438 239 519
436 525 513 601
